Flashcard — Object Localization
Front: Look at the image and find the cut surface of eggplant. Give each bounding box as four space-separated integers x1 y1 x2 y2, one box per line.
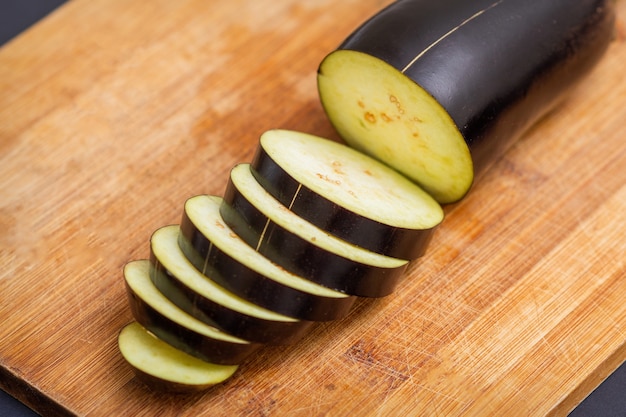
150 224 313 345
318 51 470 203
124 260 259 365
222 163 408 297
180 194 356 321
251 129 443 260
318 0 616 203
118 322 238 393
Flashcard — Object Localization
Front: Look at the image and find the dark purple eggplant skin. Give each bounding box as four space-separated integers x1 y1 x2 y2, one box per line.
220 172 408 298
178 208 357 322
149 251 314 345
124 278 261 365
330 0 616 177
250 145 437 260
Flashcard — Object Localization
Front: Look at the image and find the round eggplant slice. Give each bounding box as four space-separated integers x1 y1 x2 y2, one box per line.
124 260 259 365
179 195 356 321
250 129 443 260
317 0 616 203
150 225 313 345
221 163 408 297
118 322 238 393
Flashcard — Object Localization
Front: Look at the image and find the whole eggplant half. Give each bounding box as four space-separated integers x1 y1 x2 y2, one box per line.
318 0 616 203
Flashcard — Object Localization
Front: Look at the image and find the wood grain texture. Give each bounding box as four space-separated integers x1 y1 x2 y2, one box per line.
1 0 625 415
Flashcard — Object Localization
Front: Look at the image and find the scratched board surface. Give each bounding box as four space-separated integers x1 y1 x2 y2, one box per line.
1 0 625 415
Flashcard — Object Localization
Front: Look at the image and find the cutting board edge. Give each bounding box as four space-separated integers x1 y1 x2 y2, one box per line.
1 365 76 417
550 340 626 416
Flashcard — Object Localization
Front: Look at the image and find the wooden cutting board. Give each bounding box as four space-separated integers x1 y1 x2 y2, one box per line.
1 0 625 415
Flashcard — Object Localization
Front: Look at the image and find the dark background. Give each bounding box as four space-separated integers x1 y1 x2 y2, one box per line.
1 1 624 416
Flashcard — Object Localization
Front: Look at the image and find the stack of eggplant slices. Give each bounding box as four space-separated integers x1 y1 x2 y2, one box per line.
117 0 616 392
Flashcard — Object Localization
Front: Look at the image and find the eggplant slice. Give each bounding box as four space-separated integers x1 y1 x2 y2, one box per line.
150 225 314 345
222 163 408 297
179 194 356 321
118 322 239 393
124 260 259 365
250 129 444 260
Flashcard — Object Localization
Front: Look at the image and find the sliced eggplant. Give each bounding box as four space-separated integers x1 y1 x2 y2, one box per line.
250 129 443 260
149 224 313 345
124 260 259 365
221 163 409 297
318 0 616 203
118 322 238 393
179 194 356 321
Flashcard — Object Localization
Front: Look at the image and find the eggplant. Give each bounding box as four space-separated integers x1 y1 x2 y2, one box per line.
317 0 616 203
118 322 239 393
250 129 444 260
179 194 356 321
222 163 409 297
117 0 617 392
123 260 259 365
149 224 314 345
